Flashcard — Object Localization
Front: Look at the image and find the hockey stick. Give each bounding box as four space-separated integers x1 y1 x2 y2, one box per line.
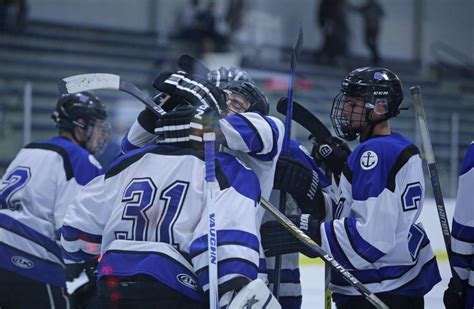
204 132 220 309
277 97 334 308
259 198 388 309
410 86 463 295
274 26 304 299
177 54 211 77
58 73 167 116
276 97 332 142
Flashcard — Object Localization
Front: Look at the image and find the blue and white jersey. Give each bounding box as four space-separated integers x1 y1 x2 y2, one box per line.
320 133 441 304
452 141 474 309
0 136 103 287
61 144 261 302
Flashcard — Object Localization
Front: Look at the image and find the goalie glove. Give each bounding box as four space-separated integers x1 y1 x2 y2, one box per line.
260 214 322 258
153 71 227 116
273 157 325 220
310 135 351 176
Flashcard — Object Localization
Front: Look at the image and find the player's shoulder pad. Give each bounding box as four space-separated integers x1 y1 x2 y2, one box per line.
216 152 261 202
25 136 103 185
345 133 420 199
460 141 474 176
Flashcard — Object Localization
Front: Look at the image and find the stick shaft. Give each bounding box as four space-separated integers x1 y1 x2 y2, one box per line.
410 85 463 291
204 132 219 309
260 198 388 309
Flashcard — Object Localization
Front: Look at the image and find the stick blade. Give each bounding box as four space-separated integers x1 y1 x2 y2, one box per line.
277 97 332 142
177 54 210 77
58 73 120 94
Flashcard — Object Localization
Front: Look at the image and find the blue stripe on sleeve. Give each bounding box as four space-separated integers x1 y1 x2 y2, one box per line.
189 229 260 258
248 116 280 162
452 219 474 243
344 217 385 263
225 114 264 153
0 214 62 260
61 225 102 244
324 221 354 269
451 251 472 269
120 133 140 154
216 153 261 202
198 258 258 287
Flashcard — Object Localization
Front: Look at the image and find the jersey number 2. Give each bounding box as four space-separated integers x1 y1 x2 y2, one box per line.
0 167 31 210
401 182 422 212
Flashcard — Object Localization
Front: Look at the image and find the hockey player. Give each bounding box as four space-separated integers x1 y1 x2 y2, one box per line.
321 67 441 308
443 142 474 309
61 72 280 308
122 65 329 308
0 92 109 308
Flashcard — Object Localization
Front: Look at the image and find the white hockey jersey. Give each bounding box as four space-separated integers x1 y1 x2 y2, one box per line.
451 141 474 308
61 144 262 302
320 133 441 305
0 136 103 287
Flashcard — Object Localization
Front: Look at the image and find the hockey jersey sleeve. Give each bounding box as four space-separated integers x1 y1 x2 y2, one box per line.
60 175 108 264
219 112 284 161
451 142 474 306
189 153 261 296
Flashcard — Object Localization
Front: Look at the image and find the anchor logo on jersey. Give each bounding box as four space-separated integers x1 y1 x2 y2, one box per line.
360 150 378 170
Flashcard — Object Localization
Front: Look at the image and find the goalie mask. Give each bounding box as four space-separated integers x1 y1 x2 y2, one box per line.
52 92 111 156
330 67 403 141
223 81 269 116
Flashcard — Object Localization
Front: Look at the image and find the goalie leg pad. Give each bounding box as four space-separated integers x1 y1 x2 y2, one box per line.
228 279 281 309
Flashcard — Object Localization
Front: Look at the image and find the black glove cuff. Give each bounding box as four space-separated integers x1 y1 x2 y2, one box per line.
138 108 161 134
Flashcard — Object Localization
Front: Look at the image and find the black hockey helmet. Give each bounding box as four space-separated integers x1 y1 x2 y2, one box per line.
52 92 107 130
223 80 269 115
330 67 404 141
52 92 110 155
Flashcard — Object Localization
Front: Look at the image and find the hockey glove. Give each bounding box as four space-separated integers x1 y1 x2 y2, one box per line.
154 105 195 143
443 277 466 309
310 136 351 176
189 106 224 150
153 71 227 116
260 214 322 258
273 157 326 220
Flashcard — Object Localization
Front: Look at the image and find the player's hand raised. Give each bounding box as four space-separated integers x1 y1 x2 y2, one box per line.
153 71 227 116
